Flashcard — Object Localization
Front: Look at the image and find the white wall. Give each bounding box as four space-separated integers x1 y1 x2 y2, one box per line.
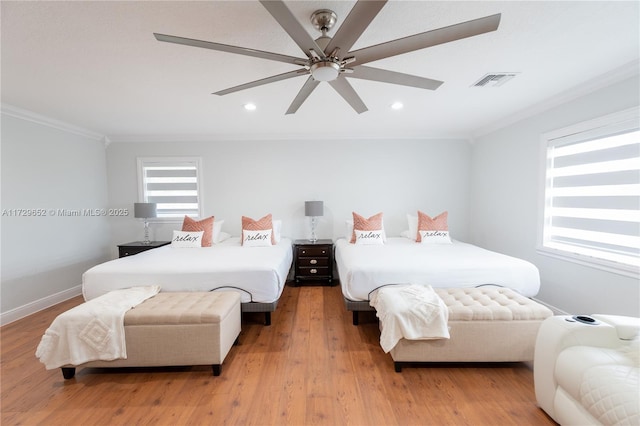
1 110 111 321
5 74 637 323
105 138 471 254
470 75 640 317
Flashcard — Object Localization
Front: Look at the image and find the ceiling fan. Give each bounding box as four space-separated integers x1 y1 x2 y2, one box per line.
154 0 501 114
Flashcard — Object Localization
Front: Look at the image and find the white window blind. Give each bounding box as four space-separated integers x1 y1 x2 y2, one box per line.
539 107 639 276
137 157 203 219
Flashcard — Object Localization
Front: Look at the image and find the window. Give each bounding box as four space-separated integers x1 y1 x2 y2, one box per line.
538 107 639 277
137 157 203 219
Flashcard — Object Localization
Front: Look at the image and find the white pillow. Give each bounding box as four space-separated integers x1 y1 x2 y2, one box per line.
213 219 225 244
418 230 452 244
354 229 385 245
407 214 418 241
171 230 204 248
242 229 273 247
345 220 354 241
216 231 231 243
272 219 282 243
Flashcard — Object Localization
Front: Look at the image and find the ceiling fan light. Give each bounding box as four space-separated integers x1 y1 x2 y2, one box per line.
310 61 340 82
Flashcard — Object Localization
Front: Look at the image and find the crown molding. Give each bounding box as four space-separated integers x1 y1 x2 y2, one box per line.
1 103 107 144
107 132 472 144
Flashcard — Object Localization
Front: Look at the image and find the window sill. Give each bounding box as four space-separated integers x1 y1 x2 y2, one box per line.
536 246 639 279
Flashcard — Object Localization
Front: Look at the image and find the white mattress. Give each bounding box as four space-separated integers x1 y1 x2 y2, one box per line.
82 237 293 303
335 237 540 301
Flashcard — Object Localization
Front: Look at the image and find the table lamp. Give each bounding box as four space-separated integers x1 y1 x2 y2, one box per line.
134 202 157 244
305 201 323 242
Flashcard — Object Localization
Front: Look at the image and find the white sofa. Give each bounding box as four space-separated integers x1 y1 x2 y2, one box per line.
534 314 639 425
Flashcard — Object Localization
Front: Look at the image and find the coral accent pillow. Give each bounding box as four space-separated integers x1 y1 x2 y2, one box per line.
182 216 214 247
416 211 451 243
350 212 384 244
242 214 275 245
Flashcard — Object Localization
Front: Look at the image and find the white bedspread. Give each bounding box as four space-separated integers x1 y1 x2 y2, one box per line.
336 237 540 301
370 284 450 353
36 286 160 370
82 237 293 303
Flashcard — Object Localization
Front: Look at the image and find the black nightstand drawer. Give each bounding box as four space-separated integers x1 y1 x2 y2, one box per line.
296 247 330 257
118 241 170 258
297 257 330 267
297 266 331 277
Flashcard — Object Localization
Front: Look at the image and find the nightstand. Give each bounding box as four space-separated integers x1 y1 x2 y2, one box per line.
293 239 334 285
118 241 170 258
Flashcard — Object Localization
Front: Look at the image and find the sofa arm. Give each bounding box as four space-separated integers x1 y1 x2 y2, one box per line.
533 315 619 420
592 314 640 340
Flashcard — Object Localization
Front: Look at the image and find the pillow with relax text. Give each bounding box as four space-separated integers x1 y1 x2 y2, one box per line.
354 229 385 245
350 212 384 244
171 230 204 248
417 210 451 244
242 214 275 245
242 229 273 247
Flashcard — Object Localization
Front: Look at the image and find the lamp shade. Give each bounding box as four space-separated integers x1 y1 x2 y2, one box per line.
305 201 324 217
134 202 157 219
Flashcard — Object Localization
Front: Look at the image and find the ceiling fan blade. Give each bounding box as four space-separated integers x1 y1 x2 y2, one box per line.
214 69 308 96
349 65 443 90
329 77 368 114
323 0 387 58
154 33 304 66
285 76 320 114
260 0 325 59
349 13 501 66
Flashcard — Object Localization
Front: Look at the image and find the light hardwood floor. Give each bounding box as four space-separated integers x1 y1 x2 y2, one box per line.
1 284 557 425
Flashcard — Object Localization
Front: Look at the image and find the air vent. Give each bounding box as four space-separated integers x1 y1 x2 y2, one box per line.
472 73 519 87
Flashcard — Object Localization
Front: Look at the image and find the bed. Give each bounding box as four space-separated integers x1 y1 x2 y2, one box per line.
335 237 541 325
82 237 293 325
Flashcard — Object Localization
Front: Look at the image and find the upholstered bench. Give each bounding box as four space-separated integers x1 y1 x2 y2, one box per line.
61 291 241 379
389 287 553 372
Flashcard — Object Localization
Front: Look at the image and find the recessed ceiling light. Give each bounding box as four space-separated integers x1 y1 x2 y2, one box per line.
244 103 256 111
391 102 403 110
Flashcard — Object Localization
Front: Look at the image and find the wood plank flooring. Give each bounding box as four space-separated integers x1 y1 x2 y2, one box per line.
1 283 557 425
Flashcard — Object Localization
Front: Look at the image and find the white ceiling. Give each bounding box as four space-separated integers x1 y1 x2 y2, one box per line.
2 1 638 142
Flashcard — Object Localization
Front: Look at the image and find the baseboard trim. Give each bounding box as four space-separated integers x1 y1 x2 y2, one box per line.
531 297 568 316
1 286 82 326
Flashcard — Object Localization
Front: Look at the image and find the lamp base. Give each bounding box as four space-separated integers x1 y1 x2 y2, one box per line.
142 220 152 244
309 217 318 242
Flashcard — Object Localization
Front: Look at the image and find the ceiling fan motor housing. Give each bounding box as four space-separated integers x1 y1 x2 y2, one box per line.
311 9 337 33
308 10 341 81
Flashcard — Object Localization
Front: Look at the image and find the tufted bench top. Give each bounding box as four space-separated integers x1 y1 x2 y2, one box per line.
435 287 552 321
124 292 241 326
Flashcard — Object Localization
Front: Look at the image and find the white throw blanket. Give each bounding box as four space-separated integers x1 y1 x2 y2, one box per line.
370 284 450 353
36 285 160 370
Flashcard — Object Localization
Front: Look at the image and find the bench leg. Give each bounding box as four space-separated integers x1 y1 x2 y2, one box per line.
212 365 221 376
61 367 76 379
264 312 271 326
353 311 359 326
394 362 403 373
